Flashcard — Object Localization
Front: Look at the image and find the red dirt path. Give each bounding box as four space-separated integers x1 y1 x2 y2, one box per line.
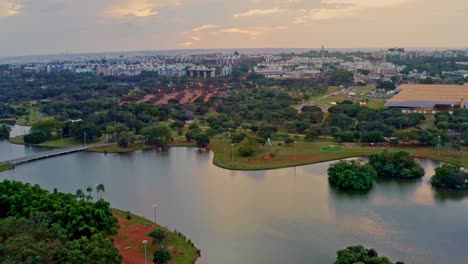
113 213 157 264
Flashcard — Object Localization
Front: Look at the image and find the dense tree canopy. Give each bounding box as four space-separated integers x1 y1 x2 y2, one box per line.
369 151 424 179
431 164 468 190
0 124 11 139
328 160 376 191
335 245 405 264
0 180 121 263
142 125 173 147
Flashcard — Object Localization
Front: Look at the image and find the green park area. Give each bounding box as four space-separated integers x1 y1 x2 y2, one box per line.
206 140 468 170
112 209 199 264
0 163 13 172
88 142 152 153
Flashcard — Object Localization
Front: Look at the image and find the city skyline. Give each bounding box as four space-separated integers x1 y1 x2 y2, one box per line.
1 0 467 57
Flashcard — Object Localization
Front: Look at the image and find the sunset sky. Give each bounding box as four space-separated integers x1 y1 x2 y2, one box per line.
1 0 467 56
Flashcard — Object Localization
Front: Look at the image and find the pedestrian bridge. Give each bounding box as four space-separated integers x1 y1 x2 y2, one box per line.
4 146 88 166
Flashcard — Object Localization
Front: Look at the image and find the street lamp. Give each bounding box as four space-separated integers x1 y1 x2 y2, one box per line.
152 204 158 223
231 144 234 166
437 135 441 156
142 240 148 264
83 132 87 148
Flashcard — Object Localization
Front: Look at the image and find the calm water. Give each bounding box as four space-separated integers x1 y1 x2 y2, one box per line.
1 145 468 264
0 125 49 162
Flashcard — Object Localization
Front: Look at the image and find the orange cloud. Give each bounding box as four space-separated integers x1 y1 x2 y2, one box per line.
192 24 220 32
0 0 23 16
233 8 282 18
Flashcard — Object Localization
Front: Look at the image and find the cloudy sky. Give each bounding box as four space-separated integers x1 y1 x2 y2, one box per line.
0 0 467 56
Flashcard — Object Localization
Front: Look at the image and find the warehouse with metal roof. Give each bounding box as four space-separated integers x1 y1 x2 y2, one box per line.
386 84 467 113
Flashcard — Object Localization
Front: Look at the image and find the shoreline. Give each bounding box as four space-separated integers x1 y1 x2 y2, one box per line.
4 138 467 171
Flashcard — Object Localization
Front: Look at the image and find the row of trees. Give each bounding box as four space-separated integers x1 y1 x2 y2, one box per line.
328 151 424 191
329 150 467 192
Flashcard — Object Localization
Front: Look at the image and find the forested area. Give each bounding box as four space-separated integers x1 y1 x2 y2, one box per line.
335 245 405 264
0 180 121 263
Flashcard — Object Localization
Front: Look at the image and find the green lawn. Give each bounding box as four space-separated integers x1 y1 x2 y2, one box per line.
208 140 468 170
87 142 152 153
15 103 51 126
10 136 104 148
112 209 199 264
0 163 13 172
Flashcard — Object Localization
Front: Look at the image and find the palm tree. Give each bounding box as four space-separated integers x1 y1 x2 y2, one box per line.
86 186 93 201
75 189 85 200
96 184 105 200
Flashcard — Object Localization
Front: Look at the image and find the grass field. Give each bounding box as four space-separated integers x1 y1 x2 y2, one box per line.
0 164 13 172
88 142 152 153
86 138 468 170
10 136 104 148
208 140 468 170
112 209 199 264
15 104 51 126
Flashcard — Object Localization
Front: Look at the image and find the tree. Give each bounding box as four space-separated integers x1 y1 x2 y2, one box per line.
117 131 135 147
31 120 64 138
195 133 210 148
431 164 468 190
0 124 11 139
360 131 386 143
96 184 105 200
369 151 424 179
335 245 404 264
23 131 48 144
238 143 256 157
75 123 102 142
185 129 200 142
86 186 93 201
142 125 173 148
304 129 318 142
75 189 85 200
148 228 167 245
328 160 376 191
153 247 172 264
377 81 396 91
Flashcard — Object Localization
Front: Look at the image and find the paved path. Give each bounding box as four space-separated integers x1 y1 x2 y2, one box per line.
296 89 345 113
2 143 109 166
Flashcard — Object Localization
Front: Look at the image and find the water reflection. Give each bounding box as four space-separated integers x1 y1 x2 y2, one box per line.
1 148 468 264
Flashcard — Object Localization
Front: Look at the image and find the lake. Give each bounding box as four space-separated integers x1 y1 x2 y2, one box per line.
1 142 467 263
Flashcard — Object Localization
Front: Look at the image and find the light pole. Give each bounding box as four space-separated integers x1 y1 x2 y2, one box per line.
152 204 158 223
231 143 234 166
437 135 441 156
294 141 297 161
143 239 148 264
84 132 87 148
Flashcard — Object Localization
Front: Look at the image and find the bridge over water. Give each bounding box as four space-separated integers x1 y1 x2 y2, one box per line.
3 146 88 166
0 142 114 167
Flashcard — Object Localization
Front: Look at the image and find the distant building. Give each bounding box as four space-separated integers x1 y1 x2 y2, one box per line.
187 66 216 78
96 66 117 76
386 84 468 113
222 65 232 76
384 48 412 62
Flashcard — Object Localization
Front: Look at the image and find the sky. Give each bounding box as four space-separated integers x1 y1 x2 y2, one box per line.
0 0 467 56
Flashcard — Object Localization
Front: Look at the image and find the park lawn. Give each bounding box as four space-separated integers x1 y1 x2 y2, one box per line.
207 140 468 170
0 164 13 172
112 209 199 264
15 104 51 126
10 136 105 148
316 94 347 106
366 98 387 109
87 142 152 153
